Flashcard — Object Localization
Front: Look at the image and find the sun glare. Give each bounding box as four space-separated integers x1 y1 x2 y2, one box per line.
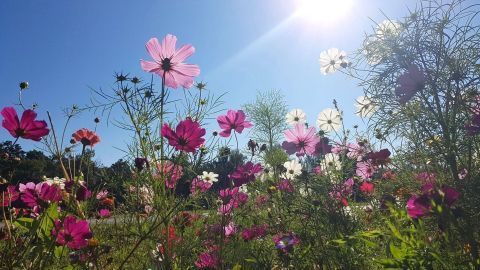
295 0 354 24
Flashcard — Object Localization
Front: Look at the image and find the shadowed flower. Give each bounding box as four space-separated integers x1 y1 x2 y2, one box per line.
1 185 19 207
140 34 200 89
319 48 348 75
316 108 341 132
276 179 294 193
194 251 220 269
395 65 426 104
355 96 377 118
273 233 300 253
52 215 93 249
241 225 268 241
134 157 149 171
217 109 253 137
282 124 320 156
441 185 460 206
1 107 49 141
285 109 307 125
406 195 431 219
321 153 341 172
156 161 183 189
161 118 205 152
72 128 100 148
228 162 263 187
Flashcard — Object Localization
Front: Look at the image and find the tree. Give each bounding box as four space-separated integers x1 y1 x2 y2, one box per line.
243 90 288 148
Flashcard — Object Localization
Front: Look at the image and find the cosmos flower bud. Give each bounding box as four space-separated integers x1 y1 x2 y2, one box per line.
195 81 207 91
115 73 128 82
19 81 29 90
131 77 140 84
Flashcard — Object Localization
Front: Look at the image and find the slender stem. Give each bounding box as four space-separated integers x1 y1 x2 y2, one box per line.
46 112 70 180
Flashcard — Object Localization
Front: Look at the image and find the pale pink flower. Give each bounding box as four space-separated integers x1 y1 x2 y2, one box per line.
282 124 320 156
140 34 200 89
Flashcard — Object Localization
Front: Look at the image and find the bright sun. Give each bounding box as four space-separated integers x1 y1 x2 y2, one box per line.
295 0 354 24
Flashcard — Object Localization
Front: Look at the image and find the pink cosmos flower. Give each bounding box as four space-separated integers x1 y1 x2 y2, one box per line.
359 181 375 194
96 190 108 200
224 222 236 237
216 109 253 137
228 162 263 187
356 161 376 180
345 143 363 160
98 209 111 218
156 161 183 189
20 182 62 208
1 107 49 141
406 195 431 219
52 215 93 249
1 185 19 207
140 34 200 89
282 124 320 156
72 128 101 148
312 166 322 175
161 118 206 152
395 65 426 104
194 251 220 269
241 225 268 241
190 177 213 195
415 172 436 184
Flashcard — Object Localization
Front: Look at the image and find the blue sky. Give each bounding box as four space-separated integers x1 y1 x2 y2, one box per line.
0 0 415 165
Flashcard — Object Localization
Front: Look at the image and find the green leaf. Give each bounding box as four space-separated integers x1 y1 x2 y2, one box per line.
387 221 403 240
54 246 67 259
389 243 403 259
232 264 242 270
39 203 59 239
244 258 257 263
13 217 34 231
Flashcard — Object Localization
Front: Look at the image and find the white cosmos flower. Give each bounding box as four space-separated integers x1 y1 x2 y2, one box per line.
43 176 66 189
283 160 302 179
355 96 377 118
260 164 274 182
239 184 248 194
363 20 402 65
286 109 307 125
316 108 341 132
321 153 341 172
319 48 347 75
376 20 402 39
201 171 219 184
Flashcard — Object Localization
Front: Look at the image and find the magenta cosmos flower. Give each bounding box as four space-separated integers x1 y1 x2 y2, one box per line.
217 109 253 137
52 215 93 249
1 107 49 141
140 34 200 89
282 124 320 156
228 161 263 186
161 118 206 152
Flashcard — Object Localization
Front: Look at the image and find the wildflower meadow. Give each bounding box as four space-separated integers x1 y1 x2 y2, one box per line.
1 0 480 269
